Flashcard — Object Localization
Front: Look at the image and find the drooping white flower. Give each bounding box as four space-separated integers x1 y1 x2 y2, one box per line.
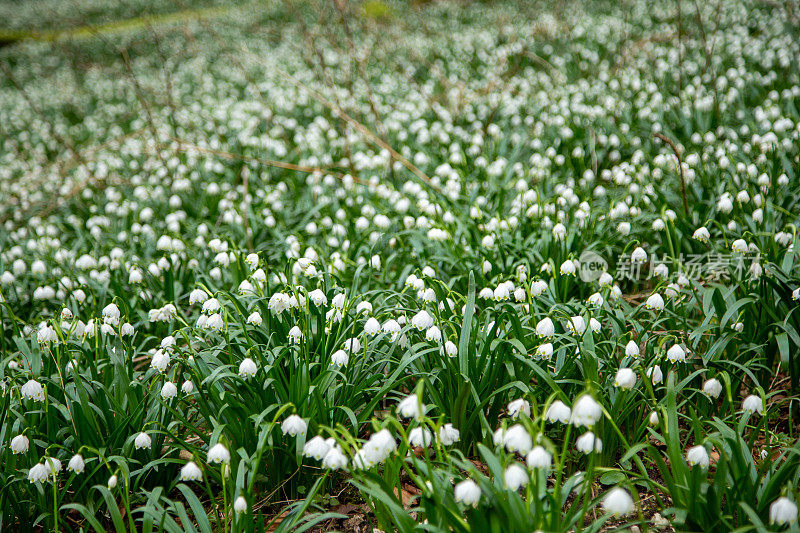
631 247 647 264
504 463 529 490
205 313 224 331
321 447 348 470
408 427 433 447
645 293 664 311
454 479 481 506
503 424 533 455
693 227 710 242
28 463 50 483
666 344 686 363
11 434 29 454
331 349 349 367
647 365 664 385
382 319 401 340
245 253 259 270
207 443 231 464
731 239 748 254
364 317 381 336
268 292 291 314
536 317 555 338
492 427 506 447
21 379 45 402
239 358 258 378
602 487 635 516
526 446 552 469
108 474 118 489
625 340 640 357
614 368 637 389
769 497 798 525
102 303 121 325
303 436 332 460
686 445 709 468
703 378 722 399
742 394 764 414
180 461 203 481
749 260 763 280
598 272 613 287
536 342 554 359
566 316 586 335
364 429 397 464
570 395 602 427
44 457 62 476
67 454 85 474
552 223 567 240
425 325 441 342
343 337 361 353
234 496 248 514
560 260 576 276
134 432 152 450
129 269 144 284
330 293 346 309
444 341 458 357
545 401 571 423
507 398 531 418
202 298 221 314
438 424 460 445
610 285 622 301
493 284 510 301
160 381 178 400
531 279 549 296
37 325 58 344
288 326 303 344
411 310 434 330
405 274 421 289
717 195 733 213
151 351 170 373
576 432 603 454
308 289 328 307
588 292 604 308
247 312 262 325
398 393 424 419
281 415 307 437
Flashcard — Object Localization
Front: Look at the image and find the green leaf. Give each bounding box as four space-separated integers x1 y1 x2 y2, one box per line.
458 270 476 376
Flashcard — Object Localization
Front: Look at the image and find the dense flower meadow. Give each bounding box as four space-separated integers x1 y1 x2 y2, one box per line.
1 0 800 530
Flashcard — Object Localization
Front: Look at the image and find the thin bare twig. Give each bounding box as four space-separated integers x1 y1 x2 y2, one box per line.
165 136 351 178
654 132 689 216
250 53 438 192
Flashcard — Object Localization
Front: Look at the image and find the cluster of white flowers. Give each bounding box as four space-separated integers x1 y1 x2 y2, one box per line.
1 0 799 528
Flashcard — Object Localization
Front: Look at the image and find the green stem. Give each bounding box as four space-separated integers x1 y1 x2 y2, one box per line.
52 471 58 533
125 475 135 531
577 452 595 529
222 465 229 533
552 424 572 530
